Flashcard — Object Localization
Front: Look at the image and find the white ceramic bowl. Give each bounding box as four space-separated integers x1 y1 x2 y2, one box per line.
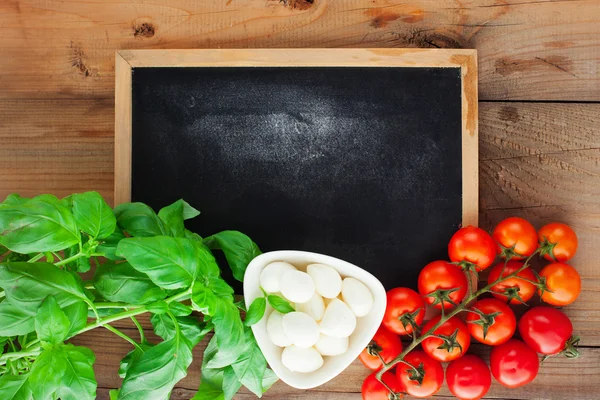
244 250 387 389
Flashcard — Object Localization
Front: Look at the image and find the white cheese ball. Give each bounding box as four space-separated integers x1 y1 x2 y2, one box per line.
282 312 320 348
341 277 374 317
282 345 324 373
319 298 357 338
307 264 342 299
266 310 293 347
295 292 325 322
260 261 297 293
280 270 315 304
315 334 349 356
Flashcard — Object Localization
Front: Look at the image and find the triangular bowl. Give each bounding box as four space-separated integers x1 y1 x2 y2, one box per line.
244 250 387 389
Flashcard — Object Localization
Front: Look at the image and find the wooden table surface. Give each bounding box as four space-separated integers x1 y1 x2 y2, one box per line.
1 1 599 399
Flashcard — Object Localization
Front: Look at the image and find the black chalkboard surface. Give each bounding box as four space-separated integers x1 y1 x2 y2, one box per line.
116 49 479 291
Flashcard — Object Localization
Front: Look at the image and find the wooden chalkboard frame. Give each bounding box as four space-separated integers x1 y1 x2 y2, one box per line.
114 48 478 226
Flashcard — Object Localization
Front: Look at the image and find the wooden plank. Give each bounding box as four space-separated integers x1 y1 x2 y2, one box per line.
0 0 598 101
113 53 132 206
72 329 600 399
0 99 115 204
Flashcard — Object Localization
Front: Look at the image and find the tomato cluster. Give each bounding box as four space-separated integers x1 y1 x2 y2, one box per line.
360 218 581 400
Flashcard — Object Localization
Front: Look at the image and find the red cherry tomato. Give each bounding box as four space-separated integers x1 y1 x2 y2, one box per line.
493 217 538 259
538 222 578 262
382 288 426 336
396 350 444 398
539 263 581 306
466 298 516 346
490 339 539 388
359 325 402 371
361 371 404 400
487 261 537 305
446 354 491 400
448 226 497 271
518 306 574 355
421 316 471 362
418 261 468 311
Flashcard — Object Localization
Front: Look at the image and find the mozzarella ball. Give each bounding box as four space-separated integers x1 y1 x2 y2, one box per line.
315 334 349 356
280 270 315 303
319 298 357 338
260 261 297 293
282 346 324 373
282 312 320 348
266 310 293 347
307 264 342 299
341 277 373 317
295 292 326 322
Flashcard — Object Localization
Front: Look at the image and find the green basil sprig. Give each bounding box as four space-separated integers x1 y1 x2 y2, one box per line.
0 192 275 400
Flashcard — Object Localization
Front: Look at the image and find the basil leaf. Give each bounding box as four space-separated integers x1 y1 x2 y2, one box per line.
1 193 30 205
0 197 80 253
96 229 125 261
204 231 261 282
109 389 119 400
93 261 166 304
158 200 199 238
223 366 242 400
35 296 70 346
146 301 169 315
118 343 153 379
118 332 193 399
114 203 171 237
0 374 32 400
0 301 35 336
117 237 204 290
29 347 68 400
150 313 207 347
208 301 245 369
56 345 97 400
63 301 88 339
169 302 192 316
244 297 266 327
0 262 88 313
194 369 225 400
71 191 116 239
267 295 295 314
231 329 274 397
262 368 279 393
185 230 203 242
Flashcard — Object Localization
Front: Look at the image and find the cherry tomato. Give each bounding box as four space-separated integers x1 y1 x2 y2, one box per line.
490 339 539 388
421 316 471 362
446 354 491 400
518 306 574 355
538 222 578 262
362 371 404 400
382 288 426 336
359 325 403 371
538 263 581 306
488 261 537 305
418 261 468 311
396 350 444 398
466 298 516 346
448 226 497 271
492 217 538 259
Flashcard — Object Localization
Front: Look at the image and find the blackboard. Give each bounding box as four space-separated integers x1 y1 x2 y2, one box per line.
115 49 478 291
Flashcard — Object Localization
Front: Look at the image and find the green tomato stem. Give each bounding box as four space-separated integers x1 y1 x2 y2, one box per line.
104 324 143 352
